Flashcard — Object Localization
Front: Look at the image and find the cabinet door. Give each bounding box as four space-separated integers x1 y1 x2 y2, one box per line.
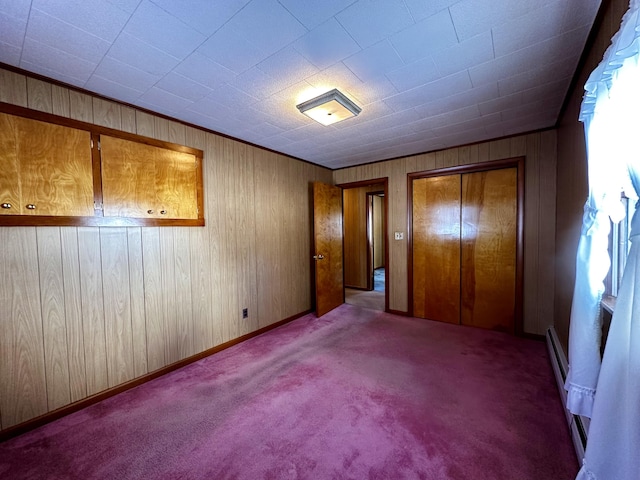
100 135 157 218
412 174 461 323
0 113 93 216
461 168 517 332
154 147 198 219
0 112 21 214
101 135 198 220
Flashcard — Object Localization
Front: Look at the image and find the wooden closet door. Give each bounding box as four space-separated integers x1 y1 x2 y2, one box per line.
412 175 461 323
461 168 517 332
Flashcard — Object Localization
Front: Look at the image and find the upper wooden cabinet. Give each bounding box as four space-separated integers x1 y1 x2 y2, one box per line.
100 135 199 220
0 112 94 217
0 103 204 227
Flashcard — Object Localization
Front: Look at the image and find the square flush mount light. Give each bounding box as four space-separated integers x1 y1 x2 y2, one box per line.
296 89 361 126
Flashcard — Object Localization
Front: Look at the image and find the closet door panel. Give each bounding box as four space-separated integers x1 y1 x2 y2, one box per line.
412 175 460 323
461 168 517 332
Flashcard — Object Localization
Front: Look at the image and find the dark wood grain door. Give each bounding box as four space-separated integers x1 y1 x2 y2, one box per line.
412 175 461 323
461 168 517 332
313 182 344 317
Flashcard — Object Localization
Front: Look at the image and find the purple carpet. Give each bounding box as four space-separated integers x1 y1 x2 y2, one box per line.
0 305 577 479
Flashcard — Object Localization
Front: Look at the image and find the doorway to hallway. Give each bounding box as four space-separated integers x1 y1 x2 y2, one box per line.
345 267 385 311
338 178 388 312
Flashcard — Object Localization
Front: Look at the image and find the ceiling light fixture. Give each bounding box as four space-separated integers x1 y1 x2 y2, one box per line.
296 89 361 126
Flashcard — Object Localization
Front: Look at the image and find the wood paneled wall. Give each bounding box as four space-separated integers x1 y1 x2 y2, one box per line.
554 0 627 353
334 132 557 334
0 68 332 431
372 195 384 270
343 185 384 289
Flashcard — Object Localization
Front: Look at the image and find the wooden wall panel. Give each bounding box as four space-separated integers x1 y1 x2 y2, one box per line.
334 131 557 334
0 228 47 428
126 228 148 378
36 227 71 410
100 228 134 387
26 78 52 113
142 227 166 372
60 227 87 402
0 66 331 433
77 227 108 395
0 69 27 106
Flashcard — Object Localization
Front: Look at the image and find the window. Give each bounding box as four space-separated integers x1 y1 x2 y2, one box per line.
608 194 636 297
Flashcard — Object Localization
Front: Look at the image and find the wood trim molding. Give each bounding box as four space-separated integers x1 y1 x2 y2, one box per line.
407 157 525 335
387 308 409 316
0 309 312 443
336 178 390 311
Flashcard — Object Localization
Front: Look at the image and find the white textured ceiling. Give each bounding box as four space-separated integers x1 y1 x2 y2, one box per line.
0 0 601 169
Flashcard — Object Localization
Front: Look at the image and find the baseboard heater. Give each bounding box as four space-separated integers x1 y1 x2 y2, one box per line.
545 326 589 465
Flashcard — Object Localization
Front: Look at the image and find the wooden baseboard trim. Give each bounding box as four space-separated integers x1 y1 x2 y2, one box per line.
387 308 410 316
0 309 311 443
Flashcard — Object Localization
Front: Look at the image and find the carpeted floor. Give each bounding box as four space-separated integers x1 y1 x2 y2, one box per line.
345 287 385 311
0 305 577 479
345 268 386 311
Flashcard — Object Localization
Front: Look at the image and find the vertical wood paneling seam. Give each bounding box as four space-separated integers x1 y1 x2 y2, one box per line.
72 227 90 396
139 233 151 372
96 230 109 387
129 228 148 376
34 228 50 411
124 230 136 377
51 227 72 405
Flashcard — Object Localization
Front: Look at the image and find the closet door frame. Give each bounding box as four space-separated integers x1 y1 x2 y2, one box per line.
407 157 524 335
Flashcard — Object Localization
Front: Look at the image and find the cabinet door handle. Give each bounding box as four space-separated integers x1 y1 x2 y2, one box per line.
147 209 154 214
160 210 167 215
26 204 36 210
1 203 11 209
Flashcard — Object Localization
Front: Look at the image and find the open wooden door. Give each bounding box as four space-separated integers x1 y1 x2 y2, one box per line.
313 182 344 317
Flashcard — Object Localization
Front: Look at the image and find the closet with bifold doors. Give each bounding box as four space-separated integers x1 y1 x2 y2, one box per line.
409 158 523 334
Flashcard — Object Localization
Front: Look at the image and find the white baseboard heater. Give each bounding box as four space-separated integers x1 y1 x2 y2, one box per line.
545 326 589 465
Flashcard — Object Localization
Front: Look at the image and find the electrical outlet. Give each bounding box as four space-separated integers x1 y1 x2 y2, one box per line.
394 232 404 240
242 308 248 319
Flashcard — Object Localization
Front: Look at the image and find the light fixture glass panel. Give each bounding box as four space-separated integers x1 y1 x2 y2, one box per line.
301 99 358 125
296 89 361 126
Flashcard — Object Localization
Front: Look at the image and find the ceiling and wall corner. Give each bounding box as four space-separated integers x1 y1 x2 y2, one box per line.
0 0 601 169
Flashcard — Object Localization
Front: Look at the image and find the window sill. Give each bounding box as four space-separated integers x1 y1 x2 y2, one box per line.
601 295 617 315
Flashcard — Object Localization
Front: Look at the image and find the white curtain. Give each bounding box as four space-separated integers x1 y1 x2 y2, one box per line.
566 1 640 478
565 0 638 418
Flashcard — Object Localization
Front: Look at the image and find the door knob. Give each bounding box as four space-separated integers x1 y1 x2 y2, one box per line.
313 254 325 260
